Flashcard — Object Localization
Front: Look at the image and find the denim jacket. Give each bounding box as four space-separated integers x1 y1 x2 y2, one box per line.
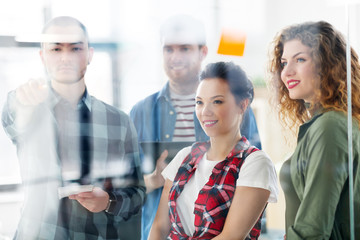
129 82 261 240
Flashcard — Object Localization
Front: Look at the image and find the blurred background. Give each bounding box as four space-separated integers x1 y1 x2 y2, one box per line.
1 0 359 239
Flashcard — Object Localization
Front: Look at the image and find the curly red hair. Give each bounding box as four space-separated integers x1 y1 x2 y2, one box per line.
268 21 360 132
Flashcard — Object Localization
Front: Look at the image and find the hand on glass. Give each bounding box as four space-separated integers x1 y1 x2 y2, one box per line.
15 78 49 106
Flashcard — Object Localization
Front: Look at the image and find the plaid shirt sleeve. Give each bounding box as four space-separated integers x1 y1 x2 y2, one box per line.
1 91 16 141
1 91 40 144
91 98 146 220
108 114 146 219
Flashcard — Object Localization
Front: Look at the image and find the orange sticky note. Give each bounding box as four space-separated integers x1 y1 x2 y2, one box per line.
217 29 246 57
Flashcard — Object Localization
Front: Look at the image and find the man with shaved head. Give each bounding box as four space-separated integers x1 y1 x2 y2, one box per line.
2 16 145 239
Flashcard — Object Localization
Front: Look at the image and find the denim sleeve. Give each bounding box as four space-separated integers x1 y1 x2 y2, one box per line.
240 107 261 149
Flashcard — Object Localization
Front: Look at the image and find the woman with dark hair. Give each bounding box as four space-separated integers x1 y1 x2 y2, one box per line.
268 21 360 239
149 61 278 239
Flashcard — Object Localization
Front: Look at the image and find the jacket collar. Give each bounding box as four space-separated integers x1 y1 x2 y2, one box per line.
298 105 325 140
156 81 171 103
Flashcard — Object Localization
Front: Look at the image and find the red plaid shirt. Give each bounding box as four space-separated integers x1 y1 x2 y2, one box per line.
168 137 263 240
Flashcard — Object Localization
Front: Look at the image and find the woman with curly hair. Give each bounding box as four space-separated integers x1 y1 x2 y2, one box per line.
268 21 360 239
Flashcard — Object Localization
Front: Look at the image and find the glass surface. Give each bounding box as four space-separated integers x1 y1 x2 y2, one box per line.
0 0 358 239
0 47 44 185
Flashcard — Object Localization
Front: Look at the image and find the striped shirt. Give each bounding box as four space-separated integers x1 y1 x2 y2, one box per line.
170 92 196 142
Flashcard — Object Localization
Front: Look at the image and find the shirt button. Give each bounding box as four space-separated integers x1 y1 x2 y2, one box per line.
165 134 170 139
169 111 174 115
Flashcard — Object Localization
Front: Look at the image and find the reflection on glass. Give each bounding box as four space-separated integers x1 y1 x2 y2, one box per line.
0 1 359 239
1 16 145 239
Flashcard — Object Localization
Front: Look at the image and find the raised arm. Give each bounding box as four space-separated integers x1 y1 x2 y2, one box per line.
2 79 49 143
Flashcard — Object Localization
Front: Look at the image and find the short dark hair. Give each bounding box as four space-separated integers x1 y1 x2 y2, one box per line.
200 61 254 105
42 16 90 46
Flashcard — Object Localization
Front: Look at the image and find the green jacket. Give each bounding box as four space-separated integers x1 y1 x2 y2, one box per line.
280 110 360 239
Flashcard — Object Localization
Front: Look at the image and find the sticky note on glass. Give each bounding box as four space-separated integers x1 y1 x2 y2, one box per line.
217 29 246 57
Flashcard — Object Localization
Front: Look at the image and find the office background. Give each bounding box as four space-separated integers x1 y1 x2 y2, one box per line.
0 0 359 239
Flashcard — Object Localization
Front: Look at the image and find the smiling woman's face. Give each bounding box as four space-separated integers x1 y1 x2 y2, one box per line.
280 39 320 103
195 78 243 139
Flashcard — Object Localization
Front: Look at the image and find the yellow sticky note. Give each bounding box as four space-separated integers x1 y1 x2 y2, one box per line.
217 29 246 57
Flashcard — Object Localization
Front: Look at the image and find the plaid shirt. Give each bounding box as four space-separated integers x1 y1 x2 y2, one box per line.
168 137 263 239
2 88 145 240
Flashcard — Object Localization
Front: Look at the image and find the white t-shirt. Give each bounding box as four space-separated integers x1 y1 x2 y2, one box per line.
162 146 278 236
